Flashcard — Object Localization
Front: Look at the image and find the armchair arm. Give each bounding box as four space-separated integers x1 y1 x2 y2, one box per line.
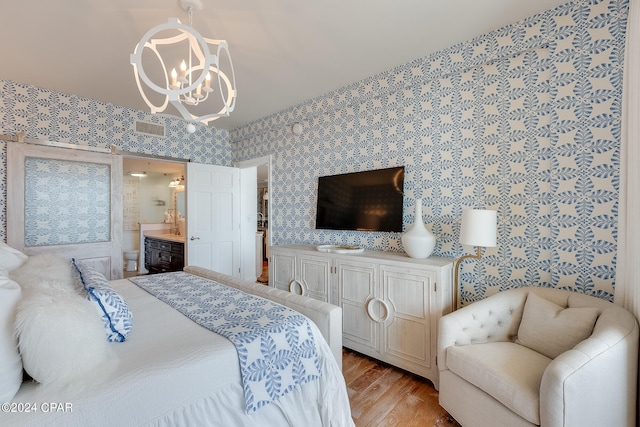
437 289 528 372
540 307 639 427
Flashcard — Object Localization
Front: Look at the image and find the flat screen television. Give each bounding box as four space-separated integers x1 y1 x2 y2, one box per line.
315 166 405 232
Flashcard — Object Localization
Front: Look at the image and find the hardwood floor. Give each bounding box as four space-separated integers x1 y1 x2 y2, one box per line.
342 348 460 427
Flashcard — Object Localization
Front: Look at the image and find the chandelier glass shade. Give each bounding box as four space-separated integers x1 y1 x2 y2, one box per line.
130 2 236 125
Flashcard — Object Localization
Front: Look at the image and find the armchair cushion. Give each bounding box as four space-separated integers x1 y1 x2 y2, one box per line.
447 341 551 424
516 293 600 359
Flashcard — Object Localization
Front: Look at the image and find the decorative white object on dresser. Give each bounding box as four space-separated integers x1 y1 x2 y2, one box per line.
269 244 454 388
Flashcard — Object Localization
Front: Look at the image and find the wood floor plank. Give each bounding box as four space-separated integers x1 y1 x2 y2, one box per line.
343 349 377 384
354 375 415 427
349 369 405 419
347 360 387 393
342 348 460 427
381 382 444 427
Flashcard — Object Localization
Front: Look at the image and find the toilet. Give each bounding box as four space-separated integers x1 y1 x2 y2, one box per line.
123 250 139 272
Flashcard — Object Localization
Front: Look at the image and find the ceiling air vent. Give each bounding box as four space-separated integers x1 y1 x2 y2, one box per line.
135 121 165 137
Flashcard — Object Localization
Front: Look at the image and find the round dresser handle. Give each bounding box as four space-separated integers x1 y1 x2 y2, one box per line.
289 279 307 296
366 297 390 323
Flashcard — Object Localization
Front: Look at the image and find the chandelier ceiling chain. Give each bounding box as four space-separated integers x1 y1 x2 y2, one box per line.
130 0 237 125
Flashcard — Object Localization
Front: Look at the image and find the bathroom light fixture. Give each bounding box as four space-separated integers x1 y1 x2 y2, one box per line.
130 171 147 177
130 0 237 124
454 208 497 309
169 176 185 189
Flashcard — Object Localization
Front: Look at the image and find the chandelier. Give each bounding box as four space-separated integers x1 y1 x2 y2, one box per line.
130 0 236 125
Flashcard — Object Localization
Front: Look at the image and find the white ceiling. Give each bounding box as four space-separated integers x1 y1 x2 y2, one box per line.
1 0 569 131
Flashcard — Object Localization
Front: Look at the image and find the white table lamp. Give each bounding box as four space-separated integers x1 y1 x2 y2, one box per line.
454 208 497 309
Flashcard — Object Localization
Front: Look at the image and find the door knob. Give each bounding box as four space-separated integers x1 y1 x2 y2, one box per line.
190 236 200 240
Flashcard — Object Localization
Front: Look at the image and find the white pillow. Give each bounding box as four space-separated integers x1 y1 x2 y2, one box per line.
73 260 133 342
517 292 600 359
14 284 117 391
0 242 27 272
10 253 77 294
0 269 23 402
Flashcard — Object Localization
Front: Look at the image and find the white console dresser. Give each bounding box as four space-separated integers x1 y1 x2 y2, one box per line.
269 244 454 387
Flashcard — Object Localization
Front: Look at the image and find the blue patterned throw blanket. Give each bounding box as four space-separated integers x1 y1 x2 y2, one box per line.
129 272 321 413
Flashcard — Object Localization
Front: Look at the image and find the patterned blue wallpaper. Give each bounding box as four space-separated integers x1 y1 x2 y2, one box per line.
232 0 628 304
0 80 233 243
0 0 628 304
24 158 111 245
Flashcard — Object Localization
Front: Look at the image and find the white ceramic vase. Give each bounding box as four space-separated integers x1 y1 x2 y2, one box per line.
402 198 436 259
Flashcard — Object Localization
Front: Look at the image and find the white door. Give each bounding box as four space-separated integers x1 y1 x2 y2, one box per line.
236 155 272 281
239 166 257 281
186 163 240 276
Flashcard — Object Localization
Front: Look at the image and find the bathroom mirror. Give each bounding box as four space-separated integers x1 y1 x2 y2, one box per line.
176 191 185 218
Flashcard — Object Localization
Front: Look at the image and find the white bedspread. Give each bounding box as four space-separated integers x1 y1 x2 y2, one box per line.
4 277 354 427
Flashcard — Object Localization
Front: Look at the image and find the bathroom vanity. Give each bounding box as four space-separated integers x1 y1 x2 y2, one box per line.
144 233 185 274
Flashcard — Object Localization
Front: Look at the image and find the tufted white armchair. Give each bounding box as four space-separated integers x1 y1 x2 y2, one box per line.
437 287 638 427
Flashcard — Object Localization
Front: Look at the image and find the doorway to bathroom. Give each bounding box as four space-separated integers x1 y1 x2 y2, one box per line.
122 156 186 277
123 154 268 282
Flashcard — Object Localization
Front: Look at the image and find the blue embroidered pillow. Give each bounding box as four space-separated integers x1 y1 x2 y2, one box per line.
72 259 133 342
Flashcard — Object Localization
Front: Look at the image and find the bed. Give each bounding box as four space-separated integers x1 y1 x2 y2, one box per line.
1 248 353 427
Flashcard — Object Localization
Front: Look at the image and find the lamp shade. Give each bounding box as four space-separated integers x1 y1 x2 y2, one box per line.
460 208 497 247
